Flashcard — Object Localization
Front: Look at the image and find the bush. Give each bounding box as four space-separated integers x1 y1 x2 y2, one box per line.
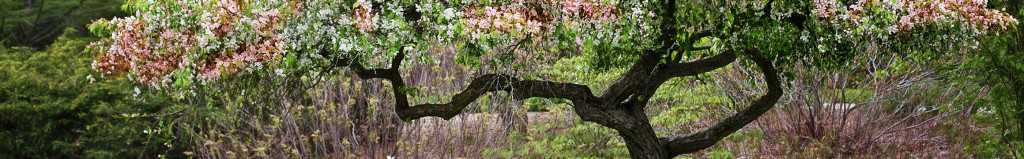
0 30 183 158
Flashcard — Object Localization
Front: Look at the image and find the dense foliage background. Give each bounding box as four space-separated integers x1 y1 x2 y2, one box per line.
1 0 125 48
0 29 186 158
0 1 185 157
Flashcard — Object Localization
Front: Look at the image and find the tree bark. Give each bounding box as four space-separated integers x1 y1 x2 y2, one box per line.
619 118 667 158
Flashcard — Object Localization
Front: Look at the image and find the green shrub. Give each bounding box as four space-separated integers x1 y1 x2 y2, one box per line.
490 121 629 158
0 31 183 158
707 150 734 159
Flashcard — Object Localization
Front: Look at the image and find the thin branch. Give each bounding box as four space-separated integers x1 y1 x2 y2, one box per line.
672 30 714 63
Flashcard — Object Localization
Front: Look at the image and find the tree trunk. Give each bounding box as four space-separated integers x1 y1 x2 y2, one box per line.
617 119 667 159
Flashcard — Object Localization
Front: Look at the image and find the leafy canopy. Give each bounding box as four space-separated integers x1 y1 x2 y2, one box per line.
87 0 1016 97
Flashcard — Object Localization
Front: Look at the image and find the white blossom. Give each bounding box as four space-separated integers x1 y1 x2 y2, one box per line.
275 69 286 77
416 3 432 13
318 9 332 17
443 8 457 20
87 75 95 84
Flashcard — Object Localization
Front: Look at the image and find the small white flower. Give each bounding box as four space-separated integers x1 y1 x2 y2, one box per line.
338 16 352 25
275 69 286 77
134 87 141 97
390 3 404 17
443 8 456 20
631 7 643 17
318 9 332 17
416 3 432 13
339 43 353 52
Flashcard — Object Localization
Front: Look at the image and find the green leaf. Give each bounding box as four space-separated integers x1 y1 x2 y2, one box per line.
286 52 296 67
726 11 735 25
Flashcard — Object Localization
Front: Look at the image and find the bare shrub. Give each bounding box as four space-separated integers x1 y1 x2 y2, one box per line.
705 54 988 158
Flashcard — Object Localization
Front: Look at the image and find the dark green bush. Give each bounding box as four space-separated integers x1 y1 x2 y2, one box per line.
0 0 125 48
0 31 183 158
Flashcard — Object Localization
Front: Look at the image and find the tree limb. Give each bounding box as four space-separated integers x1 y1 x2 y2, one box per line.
599 50 664 106
655 50 738 87
623 50 737 108
394 74 598 120
600 0 681 106
662 49 782 156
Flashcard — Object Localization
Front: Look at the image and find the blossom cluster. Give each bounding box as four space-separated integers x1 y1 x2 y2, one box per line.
890 0 1017 31
462 5 546 35
352 0 379 31
90 0 290 87
90 16 184 84
551 0 619 22
814 0 1018 34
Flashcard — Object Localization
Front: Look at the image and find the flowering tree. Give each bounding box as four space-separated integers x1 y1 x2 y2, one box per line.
88 0 1016 158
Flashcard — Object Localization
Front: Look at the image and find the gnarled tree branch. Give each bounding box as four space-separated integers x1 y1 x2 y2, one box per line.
331 50 599 120
655 51 737 84
395 74 598 120
600 0 682 106
600 50 664 106
662 49 783 156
